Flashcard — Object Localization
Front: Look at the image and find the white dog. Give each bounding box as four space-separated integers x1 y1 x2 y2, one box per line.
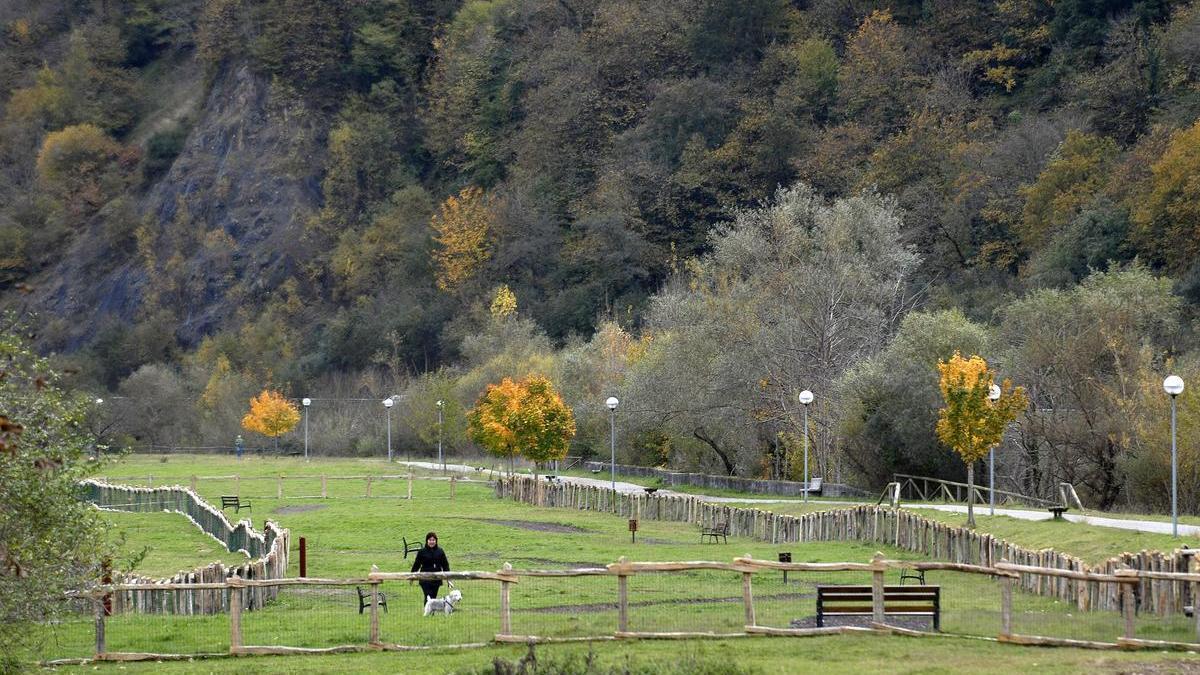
423 586 462 616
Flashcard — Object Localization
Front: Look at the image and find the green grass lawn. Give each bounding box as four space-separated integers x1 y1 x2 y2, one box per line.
28 453 1199 672
101 510 251 577
36 633 1200 674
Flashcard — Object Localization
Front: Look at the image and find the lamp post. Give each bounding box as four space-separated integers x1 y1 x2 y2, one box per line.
383 397 394 463
798 390 813 504
1164 375 1185 537
302 397 311 461
606 397 619 493
436 399 444 473
988 384 1001 516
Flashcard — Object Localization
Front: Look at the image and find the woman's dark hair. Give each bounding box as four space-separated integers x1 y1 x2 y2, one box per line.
425 531 438 543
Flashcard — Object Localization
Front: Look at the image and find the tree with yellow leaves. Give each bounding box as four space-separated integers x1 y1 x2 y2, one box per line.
467 375 575 475
241 389 301 453
936 353 1028 528
431 186 492 292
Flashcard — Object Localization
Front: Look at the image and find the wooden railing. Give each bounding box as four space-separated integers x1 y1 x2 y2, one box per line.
497 475 1196 616
63 555 1200 664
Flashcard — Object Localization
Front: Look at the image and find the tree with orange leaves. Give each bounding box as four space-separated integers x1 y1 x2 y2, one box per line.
431 186 492 292
936 353 1027 528
241 389 300 453
467 375 575 475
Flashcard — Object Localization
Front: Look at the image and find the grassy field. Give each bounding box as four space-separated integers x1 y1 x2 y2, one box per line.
24 453 1200 672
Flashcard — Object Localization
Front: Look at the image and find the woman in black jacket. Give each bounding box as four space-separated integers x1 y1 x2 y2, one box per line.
410 531 450 606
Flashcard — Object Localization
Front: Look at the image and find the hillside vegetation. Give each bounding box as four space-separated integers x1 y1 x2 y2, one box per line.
2 0 1200 510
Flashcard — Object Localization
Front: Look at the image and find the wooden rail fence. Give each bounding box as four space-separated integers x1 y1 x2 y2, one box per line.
63 555 1200 664
81 480 290 614
496 475 1199 616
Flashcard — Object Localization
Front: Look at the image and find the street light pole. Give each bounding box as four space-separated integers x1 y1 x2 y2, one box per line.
798 390 813 504
302 398 311 461
383 397 394 463
988 384 1001 517
606 397 619 493
436 399 444 473
1164 376 1185 537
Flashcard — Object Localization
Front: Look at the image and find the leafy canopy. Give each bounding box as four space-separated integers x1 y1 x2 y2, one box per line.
240 389 300 439
936 352 1028 464
467 375 576 467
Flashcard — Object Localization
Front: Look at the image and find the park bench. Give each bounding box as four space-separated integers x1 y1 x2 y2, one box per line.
644 487 659 494
700 521 729 544
401 536 423 559
899 569 926 585
220 495 251 513
816 585 940 630
1048 506 1069 520
356 586 387 614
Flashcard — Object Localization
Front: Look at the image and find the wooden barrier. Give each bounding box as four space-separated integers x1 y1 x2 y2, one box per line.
67 555 1200 664
497 475 1196 616
80 480 290 615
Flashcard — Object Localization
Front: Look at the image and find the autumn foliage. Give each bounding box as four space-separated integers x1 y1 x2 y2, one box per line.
467 375 575 472
936 352 1028 526
241 389 301 450
431 186 492 292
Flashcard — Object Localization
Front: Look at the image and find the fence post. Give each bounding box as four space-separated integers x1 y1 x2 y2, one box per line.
190 475 197 493
1000 563 1013 636
1119 570 1136 641
93 596 105 657
450 476 457 501
365 476 372 498
408 473 413 500
617 556 629 633
277 474 283 500
742 561 756 628
871 552 886 625
499 563 512 637
229 577 243 653
369 565 381 646
234 474 240 498
321 474 327 498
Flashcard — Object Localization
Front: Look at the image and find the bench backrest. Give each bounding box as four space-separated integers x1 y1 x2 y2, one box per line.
221 496 239 505
818 585 939 608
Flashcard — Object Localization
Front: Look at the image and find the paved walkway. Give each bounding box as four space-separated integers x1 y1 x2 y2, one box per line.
399 461 1200 537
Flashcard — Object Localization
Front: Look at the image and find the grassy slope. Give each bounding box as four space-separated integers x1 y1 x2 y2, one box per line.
101 511 250 578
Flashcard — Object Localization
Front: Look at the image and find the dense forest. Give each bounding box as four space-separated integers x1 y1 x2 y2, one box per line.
2 0 1199 510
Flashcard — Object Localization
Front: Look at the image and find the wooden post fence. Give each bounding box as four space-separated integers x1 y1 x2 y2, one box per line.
742 567 756 628
407 473 413 500
229 577 243 653
365 476 372 498
617 557 629 633
871 553 885 625
93 597 105 657
1000 560 1013 636
277 474 283 499
499 563 513 637
321 474 327 498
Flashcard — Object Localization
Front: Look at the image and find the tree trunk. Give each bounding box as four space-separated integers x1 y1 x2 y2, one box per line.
693 427 736 476
966 462 976 529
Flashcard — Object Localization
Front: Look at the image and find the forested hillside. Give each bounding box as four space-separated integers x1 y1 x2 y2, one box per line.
2 0 1199 509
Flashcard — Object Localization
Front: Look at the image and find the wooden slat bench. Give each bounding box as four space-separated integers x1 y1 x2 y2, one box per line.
700 521 729 544
816 585 940 630
220 495 250 513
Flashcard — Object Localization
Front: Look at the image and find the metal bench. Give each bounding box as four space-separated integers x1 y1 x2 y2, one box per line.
220 495 250 513
356 586 387 614
1048 506 1068 520
700 521 729 544
401 536 423 559
817 585 940 630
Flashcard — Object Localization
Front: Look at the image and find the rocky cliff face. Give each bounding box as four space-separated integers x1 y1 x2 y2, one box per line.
30 59 328 349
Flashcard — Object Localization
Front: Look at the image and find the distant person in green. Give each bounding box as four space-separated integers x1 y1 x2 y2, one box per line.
410 531 450 606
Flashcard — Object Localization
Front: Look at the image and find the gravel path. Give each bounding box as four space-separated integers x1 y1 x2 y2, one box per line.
397 461 1200 537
